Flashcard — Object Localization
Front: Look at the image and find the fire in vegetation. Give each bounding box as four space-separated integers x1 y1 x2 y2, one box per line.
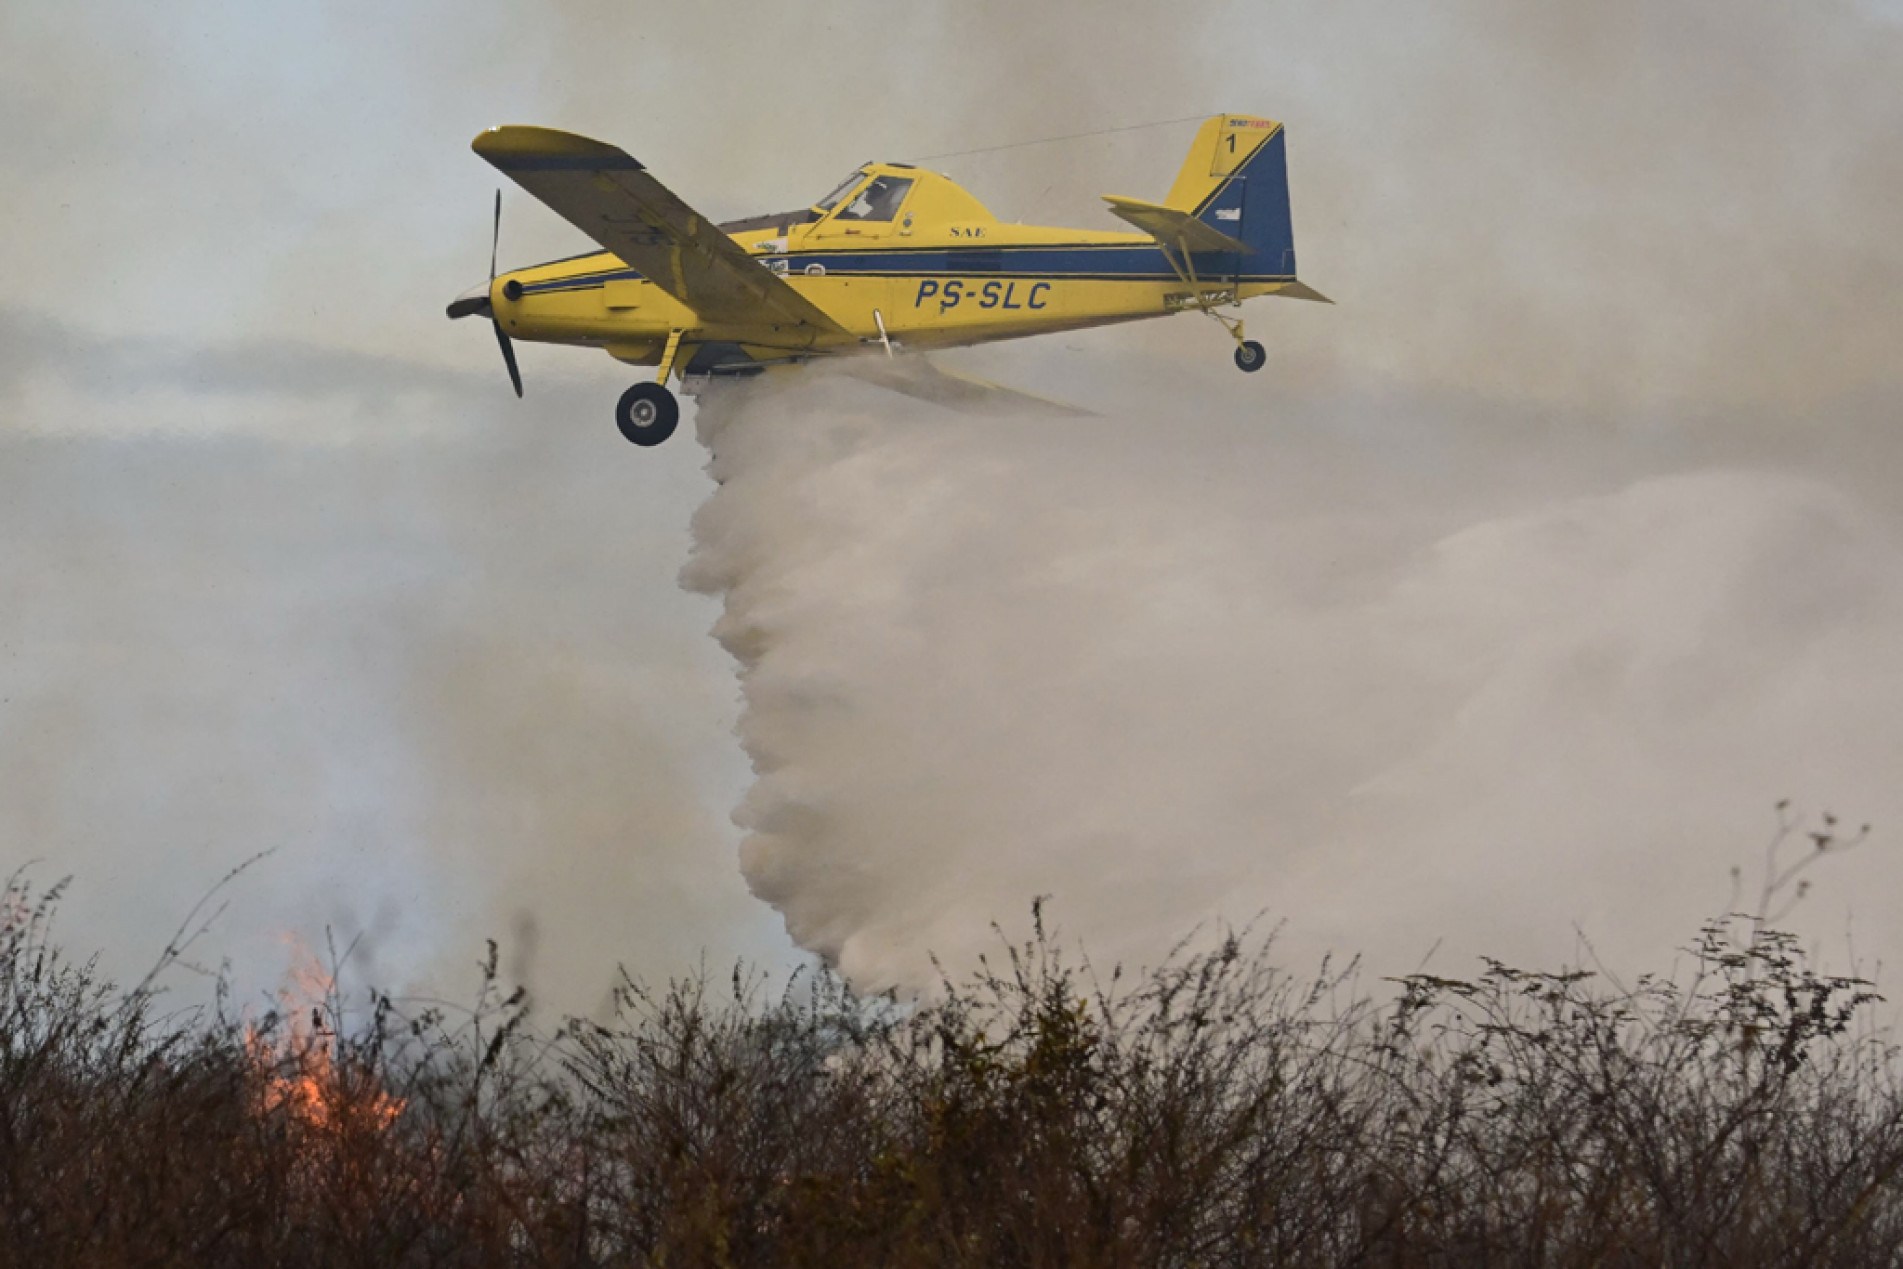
4 821 1903 1265
244 937 403 1143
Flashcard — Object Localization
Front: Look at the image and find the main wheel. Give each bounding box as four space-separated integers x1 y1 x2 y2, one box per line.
1234 340 1266 374
616 382 679 446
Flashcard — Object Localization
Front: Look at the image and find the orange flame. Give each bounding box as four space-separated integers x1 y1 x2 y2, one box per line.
247 936 402 1139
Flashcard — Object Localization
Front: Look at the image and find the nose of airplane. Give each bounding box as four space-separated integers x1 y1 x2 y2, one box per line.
447 278 524 398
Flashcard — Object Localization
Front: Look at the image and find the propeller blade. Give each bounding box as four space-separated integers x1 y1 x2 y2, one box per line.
446 283 491 320
493 318 523 398
490 189 501 283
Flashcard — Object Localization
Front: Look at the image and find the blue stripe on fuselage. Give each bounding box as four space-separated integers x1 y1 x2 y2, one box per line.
514 243 1287 296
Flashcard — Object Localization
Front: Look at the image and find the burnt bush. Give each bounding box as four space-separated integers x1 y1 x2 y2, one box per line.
3 850 1901 1267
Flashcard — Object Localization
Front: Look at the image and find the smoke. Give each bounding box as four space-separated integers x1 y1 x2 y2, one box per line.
0 346 779 1017
684 361 1903 994
4 0 1901 1010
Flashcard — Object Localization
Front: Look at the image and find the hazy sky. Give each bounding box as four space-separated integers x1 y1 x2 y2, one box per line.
3 1 1900 1009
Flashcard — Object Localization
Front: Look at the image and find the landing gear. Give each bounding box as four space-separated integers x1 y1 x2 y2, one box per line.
616 382 679 446
616 330 686 447
1149 235 1271 379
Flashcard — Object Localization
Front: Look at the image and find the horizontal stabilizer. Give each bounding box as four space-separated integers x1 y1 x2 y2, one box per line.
1102 195 1251 255
1272 280 1333 304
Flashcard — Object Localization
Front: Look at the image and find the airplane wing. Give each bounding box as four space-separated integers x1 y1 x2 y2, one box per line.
839 356 1095 418
1101 195 1251 256
473 126 848 337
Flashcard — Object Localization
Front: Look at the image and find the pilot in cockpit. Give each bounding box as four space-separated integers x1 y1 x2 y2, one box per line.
836 175 913 222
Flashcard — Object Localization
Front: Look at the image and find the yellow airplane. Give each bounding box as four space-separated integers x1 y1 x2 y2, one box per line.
447 113 1329 446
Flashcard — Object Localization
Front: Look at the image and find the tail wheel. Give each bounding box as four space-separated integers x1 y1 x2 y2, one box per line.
1234 340 1267 374
616 382 679 446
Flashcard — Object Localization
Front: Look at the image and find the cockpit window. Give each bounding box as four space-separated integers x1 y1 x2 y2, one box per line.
814 170 869 212
834 175 914 222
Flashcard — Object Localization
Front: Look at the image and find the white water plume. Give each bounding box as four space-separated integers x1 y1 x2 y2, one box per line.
684 362 1903 994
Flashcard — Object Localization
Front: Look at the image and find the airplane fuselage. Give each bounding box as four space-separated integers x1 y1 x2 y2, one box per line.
488 162 1303 374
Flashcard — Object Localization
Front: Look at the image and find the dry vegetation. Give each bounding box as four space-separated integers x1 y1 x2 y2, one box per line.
4 820 1902 1266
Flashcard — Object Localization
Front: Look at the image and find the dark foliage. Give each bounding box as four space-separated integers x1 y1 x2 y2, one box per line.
3 849 1901 1266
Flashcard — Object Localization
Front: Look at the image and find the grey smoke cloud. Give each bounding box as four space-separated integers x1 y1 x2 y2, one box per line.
0 344 775 1014
2 0 1900 1008
0 311 485 408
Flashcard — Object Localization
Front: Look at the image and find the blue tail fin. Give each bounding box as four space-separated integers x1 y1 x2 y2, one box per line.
1165 115 1297 279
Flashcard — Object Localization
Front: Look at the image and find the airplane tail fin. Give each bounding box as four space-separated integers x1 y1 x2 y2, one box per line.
1162 115 1298 278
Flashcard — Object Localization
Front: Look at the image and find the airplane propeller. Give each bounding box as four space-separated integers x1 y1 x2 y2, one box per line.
446 189 522 398
487 190 523 398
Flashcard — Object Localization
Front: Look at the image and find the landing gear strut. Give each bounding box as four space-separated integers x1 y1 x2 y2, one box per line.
1152 233 1266 376
616 328 685 447
1202 306 1262 374
617 382 679 446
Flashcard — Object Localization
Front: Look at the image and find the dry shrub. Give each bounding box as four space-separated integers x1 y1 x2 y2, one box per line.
3 838 1901 1267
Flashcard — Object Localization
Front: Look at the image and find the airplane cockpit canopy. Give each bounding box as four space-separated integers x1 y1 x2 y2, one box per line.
835 174 914 221
813 167 916 220
813 168 869 212
718 163 992 238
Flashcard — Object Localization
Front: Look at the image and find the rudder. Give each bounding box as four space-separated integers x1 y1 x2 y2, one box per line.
1163 115 1296 279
